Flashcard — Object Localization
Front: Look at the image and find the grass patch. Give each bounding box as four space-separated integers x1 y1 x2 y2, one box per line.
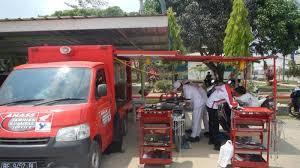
277 115 294 120
259 86 293 92
145 98 160 104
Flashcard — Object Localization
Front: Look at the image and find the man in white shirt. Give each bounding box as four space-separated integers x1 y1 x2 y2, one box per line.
182 80 209 136
206 82 236 150
174 80 206 142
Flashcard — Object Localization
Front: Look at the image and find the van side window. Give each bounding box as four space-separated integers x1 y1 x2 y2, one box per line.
96 69 106 99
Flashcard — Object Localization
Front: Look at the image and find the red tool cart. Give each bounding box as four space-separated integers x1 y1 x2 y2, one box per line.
231 107 274 168
117 50 278 167
138 106 173 165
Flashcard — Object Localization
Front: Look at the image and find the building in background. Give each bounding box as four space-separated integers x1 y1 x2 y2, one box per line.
187 53 209 81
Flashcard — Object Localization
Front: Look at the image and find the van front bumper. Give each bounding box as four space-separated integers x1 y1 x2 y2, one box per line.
0 137 91 168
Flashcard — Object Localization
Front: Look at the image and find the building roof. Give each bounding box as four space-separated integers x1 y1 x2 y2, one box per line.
0 15 169 58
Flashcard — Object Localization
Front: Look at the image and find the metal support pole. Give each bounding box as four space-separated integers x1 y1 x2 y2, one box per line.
273 57 277 116
282 55 285 81
140 60 145 100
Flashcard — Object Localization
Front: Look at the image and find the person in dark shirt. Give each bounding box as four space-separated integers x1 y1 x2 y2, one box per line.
204 72 213 87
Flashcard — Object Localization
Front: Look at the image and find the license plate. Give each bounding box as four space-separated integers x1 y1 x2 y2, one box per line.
0 162 37 168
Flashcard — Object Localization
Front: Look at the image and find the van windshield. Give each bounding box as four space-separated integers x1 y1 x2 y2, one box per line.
0 67 91 105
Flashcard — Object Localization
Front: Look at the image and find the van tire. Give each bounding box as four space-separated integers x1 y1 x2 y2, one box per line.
112 135 124 153
107 112 124 153
122 114 128 136
89 141 102 168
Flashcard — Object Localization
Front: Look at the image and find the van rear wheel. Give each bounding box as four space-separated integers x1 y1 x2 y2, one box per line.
122 115 128 136
107 112 124 153
89 141 102 168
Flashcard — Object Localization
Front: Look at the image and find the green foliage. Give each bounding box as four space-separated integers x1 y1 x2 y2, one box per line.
167 0 232 54
102 6 124 16
255 0 300 55
166 0 233 81
126 12 140 16
144 0 161 15
247 80 255 93
52 6 124 17
287 61 300 77
65 0 107 8
167 8 186 53
224 0 254 57
165 0 282 82
154 80 173 92
148 7 186 82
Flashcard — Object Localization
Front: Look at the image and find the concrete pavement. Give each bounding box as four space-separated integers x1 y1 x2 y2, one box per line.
101 114 300 168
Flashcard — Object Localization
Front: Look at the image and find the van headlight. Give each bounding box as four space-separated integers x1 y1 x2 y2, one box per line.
56 123 90 142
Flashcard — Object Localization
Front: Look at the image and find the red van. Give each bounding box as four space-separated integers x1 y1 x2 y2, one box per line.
0 45 132 168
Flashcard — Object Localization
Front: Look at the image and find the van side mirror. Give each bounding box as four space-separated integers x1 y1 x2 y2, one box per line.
97 84 107 98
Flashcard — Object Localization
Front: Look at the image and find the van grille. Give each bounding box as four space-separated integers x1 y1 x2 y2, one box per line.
0 138 50 145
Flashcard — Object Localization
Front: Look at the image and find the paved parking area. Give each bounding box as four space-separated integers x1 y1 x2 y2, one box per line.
101 114 300 168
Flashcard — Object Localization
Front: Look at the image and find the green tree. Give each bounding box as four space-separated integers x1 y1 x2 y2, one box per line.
166 0 262 81
52 6 124 17
175 0 232 54
102 6 124 16
126 12 140 16
166 0 232 81
168 8 186 82
144 0 167 15
65 0 107 8
144 0 161 15
224 0 253 57
255 0 300 55
287 60 300 77
152 8 186 82
255 0 300 80
168 8 185 52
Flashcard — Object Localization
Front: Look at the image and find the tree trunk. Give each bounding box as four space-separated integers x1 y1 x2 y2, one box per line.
283 55 286 81
134 61 140 81
205 62 225 82
216 68 224 82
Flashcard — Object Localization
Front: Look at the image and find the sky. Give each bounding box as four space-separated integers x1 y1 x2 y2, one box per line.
0 0 140 19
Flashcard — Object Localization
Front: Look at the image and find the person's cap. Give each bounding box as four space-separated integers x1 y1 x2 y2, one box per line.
173 81 182 90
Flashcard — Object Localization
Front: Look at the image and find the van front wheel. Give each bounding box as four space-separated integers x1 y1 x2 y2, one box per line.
89 141 102 168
